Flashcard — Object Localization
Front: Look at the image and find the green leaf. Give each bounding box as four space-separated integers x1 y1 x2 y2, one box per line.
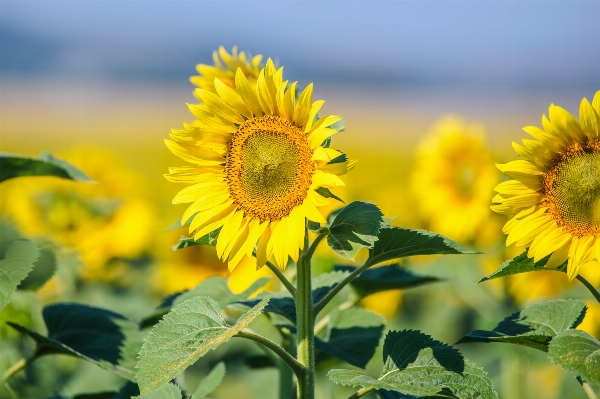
139 276 270 328
457 299 586 352
136 296 269 395
191 362 226 398
328 330 498 399
316 307 385 368
8 303 143 381
0 239 39 310
18 246 57 290
334 264 441 297
0 152 93 183
307 220 321 232
135 383 182 399
548 329 600 385
172 228 221 250
367 228 477 267
316 187 344 203
236 271 347 323
327 201 384 259
479 250 566 283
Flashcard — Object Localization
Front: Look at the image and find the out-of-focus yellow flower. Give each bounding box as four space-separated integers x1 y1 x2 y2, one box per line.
492 91 600 280
166 59 355 271
360 290 402 317
190 46 263 94
411 116 500 244
0 147 155 281
578 300 600 339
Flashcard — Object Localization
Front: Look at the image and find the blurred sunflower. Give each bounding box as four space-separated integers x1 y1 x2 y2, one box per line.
411 116 500 243
0 147 155 281
166 59 355 271
190 46 263 94
492 91 600 280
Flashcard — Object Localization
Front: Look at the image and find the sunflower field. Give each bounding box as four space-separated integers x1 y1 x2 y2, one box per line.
1 2 600 399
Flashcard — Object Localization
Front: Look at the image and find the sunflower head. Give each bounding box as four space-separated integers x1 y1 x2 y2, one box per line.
411 115 499 242
190 46 262 94
492 90 600 279
166 57 355 271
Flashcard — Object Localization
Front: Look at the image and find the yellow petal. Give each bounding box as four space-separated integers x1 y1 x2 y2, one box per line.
506 213 553 247
320 160 357 176
256 69 274 115
192 203 237 239
549 104 586 143
195 89 245 124
311 170 345 188
165 140 225 165
293 83 313 127
235 68 262 116
216 210 245 258
308 115 343 134
303 100 326 132
580 97 600 140
497 160 544 177
172 181 227 204
494 180 542 195
214 78 252 119
528 225 570 262
256 225 273 269
308 127 338 149
187 103 236 132
545 238 572 269
567 236 595 280
301 199 327 224
182 191 231 223
593 90 600 114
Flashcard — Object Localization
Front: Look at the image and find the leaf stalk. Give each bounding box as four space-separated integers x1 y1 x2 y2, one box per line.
347 387 375 399
236 331 303 376
577 376 598 399
575 275 600 304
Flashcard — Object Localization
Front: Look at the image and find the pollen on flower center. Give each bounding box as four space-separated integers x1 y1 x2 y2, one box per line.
226 115 315 222
544 140 600 236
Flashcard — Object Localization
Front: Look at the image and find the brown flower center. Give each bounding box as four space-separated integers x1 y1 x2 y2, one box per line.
226 116 314 222
544 140 600 236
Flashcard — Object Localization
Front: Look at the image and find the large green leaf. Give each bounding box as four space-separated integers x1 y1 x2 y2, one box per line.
457 299 586 352
0 152 93 183
135 383 182 399
328 330 498 399
136 296 269 395
367 228 476 267
334 264 441 297
548 329 600 385
327 201 384 259
315 307 385 368
0 239 39 310
479 251 566 283
191 362 226 398
172 228 221 250
8 303 143 381
139 276 270 328
18 246 57 291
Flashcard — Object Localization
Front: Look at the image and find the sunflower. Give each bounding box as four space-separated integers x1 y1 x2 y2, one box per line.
492 91 600 280
165 59 355 271
190 46 262 93
411 116 500 242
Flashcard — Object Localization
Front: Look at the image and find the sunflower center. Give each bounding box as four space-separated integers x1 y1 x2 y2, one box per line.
226 115 315 222
544 140 600 236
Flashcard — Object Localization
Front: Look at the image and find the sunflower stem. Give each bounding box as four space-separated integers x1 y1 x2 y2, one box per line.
295 230 327 399
577 376 598 399
347 387 376 399
313 260 371 317
576 275 600 304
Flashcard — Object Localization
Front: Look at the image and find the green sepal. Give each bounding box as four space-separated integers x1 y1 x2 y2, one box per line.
315 187 344 203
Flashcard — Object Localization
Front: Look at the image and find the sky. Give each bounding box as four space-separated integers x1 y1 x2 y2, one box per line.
1 1 600 90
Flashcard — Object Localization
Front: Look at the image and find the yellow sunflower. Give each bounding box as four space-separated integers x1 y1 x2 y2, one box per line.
190 46 262 93
492 91 600 280
166 59 355 271
411 116 500 243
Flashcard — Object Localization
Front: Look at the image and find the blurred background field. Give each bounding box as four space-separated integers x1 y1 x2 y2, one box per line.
1 1 600 398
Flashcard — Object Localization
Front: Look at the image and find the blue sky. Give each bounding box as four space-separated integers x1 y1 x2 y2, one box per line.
1 1 599 89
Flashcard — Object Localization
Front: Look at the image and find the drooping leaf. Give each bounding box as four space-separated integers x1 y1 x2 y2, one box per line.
334 264 441 297
457 299 586 352
135 383 182 399
172 228 221 250
548 329 600 385
136 296 269 395
8 303 143 381
479 251 566 283
328 330 498 399
18 246 57 290
139 276 270 328
236 271 347 323
0 240 39 310
191 362 226 398
367 228 476 267
315 307 385 368
327 201 384 259
0 152 93 183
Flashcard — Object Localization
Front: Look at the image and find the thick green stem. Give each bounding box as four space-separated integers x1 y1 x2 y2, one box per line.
347 387 375 399
576 275 600 304
577 376 598 399
236 331 303 377
2 355 36 383
296 231 327 399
